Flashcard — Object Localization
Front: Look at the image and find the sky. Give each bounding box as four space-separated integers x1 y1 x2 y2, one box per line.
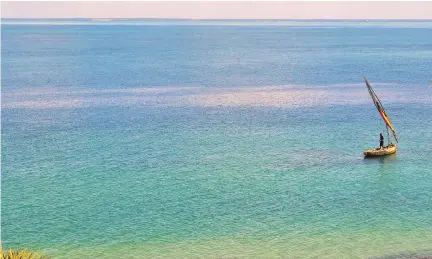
1 1 432 20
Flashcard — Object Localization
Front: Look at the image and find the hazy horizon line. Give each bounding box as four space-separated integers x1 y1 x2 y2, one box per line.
3 18 432 21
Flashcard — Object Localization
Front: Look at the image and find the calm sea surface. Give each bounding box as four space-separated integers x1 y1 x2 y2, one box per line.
2 20 432 258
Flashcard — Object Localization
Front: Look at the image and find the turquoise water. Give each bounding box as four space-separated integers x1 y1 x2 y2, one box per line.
2 21 432 258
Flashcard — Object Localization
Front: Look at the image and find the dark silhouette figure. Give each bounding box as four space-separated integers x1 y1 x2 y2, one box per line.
379 132 384 149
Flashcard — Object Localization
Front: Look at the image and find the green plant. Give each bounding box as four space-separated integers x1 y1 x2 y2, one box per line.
0 247 47 259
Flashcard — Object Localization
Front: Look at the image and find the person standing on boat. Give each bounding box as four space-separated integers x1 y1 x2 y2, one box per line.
379 132 384 149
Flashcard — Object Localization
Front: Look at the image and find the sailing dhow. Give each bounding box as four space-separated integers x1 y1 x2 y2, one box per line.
362 75 398 157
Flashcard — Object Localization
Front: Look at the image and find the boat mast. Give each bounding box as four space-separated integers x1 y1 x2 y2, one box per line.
386 125 390 145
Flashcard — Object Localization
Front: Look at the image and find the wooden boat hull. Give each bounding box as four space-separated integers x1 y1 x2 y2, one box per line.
363 144 396 157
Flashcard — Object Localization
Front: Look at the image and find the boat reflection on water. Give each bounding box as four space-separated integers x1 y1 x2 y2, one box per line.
363 152 397 164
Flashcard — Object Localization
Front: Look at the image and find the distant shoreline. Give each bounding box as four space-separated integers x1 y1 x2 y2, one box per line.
3 18 432 27
1 18 432 29
2 18 432 22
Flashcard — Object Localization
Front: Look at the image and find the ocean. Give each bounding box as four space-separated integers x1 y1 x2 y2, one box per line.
1 20 432 258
